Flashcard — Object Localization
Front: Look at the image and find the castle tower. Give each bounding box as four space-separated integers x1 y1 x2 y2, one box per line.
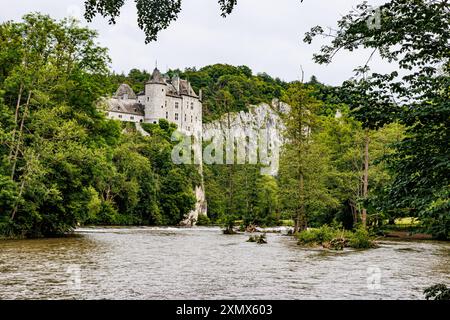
144 68 167 123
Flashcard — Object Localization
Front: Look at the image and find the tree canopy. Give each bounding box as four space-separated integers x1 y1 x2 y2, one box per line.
84 0 238 43
0 14 198 237
305 0 450 238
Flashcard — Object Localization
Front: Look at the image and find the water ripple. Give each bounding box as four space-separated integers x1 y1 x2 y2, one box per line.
0 227 448 300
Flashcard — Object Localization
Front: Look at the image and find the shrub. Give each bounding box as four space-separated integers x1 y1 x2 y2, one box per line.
297 225 376 249
297 225 336 245
347 226 376 249
196 214 211 226
424 284 450 300
0 220 20 239
221 215 238 234
91 201 121 225
140 122 158 133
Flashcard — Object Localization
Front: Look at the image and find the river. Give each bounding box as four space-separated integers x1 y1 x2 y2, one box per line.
0 227 448 300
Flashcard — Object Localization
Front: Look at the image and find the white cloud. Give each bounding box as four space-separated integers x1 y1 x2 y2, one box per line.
0 0 391 85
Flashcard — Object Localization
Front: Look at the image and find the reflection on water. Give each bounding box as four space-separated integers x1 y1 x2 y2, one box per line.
0 227 448 300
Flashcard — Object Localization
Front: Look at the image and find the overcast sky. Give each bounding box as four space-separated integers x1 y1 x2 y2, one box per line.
0 0 390 85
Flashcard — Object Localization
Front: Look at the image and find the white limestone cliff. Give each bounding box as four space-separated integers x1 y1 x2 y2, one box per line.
202 99 289 176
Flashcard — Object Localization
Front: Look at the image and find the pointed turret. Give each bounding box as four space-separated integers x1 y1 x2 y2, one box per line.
148 67 166 84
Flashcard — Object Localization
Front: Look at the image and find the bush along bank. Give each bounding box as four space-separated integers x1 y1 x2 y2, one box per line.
296 225 377 250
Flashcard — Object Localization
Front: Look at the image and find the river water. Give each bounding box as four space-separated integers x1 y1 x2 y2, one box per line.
0 227 448 300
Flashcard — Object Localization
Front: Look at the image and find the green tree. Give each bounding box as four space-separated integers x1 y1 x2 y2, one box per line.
159 168 196 225
0 14 116 237
255 175 279 226
83 0 238 43
279 83 324 232
305 0 450 238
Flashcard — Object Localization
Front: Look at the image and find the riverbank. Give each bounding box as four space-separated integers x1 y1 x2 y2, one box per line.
383 231 433 240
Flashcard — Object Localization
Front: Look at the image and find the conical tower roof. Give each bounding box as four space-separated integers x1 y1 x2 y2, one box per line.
149 67 166 84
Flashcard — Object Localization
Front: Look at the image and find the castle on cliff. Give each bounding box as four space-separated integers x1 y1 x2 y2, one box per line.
107 68 203 134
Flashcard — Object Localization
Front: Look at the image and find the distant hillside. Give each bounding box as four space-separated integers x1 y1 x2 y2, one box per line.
108 64 340 122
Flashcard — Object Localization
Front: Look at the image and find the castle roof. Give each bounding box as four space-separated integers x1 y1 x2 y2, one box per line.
115 83 136 99
167 75 198 98
112 68 199 99
179 79 198 97
107 98 144 116
148 67 166 84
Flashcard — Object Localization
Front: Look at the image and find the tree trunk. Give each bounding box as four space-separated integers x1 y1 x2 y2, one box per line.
226 102 234 217
11 177 26 220
349 199 358 227
11 91 32 180
299 172 306 231
294 211 300 234
362 129 369 228
294 172 306 233
9 83 24 159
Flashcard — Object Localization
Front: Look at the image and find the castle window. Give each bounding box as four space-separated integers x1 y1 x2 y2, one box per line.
191 115 193 123
118 115 122 119
165 101 167 107
175 113 179 120
153 121 157 124
195 116 198 122
140 119 143 123
130 116 134 120
175 102 179 109
161 105 163 108
147 97 150 102
184 114 186 122
191 102 194 110
166 112 168 119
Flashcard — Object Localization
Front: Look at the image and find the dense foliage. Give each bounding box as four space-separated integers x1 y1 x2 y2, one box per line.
424 284 450 300
296 224 375 250
305 0 450 239
1 1 448 241
83 0 238 43
111 64 403 231
0 15 198 238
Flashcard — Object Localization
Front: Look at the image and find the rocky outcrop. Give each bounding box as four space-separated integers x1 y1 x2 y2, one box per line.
202 99 289 176
203 99 288 138
180 184 207 226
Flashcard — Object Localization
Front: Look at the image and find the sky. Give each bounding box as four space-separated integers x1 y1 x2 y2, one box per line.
0 0 390 85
